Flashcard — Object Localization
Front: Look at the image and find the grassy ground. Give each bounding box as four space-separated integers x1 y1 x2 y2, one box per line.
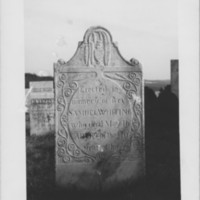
26 134 55 200
26 126 180 200
26 86 180 200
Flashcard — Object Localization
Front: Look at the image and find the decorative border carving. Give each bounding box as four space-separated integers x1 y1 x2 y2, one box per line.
56 73 95 164
56 71 143 164
104 72 141 99
104 71 143 161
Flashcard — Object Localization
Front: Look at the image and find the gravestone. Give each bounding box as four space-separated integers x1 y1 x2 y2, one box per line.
29 81 55 135
54 27 144 191
171 60 179 97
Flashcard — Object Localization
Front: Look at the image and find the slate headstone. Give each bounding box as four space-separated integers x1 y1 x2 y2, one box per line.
54 27 144 191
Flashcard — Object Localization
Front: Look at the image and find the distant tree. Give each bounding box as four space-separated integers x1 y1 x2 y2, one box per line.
145 86 158 125
145 85 180 199
25 73 54 88
157 85 179 129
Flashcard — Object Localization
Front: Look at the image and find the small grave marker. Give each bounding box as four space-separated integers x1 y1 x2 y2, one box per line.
29 81 55 135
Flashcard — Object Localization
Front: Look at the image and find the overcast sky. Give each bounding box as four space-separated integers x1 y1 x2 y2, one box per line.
25 0 178 80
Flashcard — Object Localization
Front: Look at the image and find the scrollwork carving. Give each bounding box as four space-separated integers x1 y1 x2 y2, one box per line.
57 81 64 88
132 121 140 131
58 128 67 139
64 88 73 97
57 95 65 112
61 115 68 123
69 81 78 90
74 149 81 156
104 72 140 99
57 104 64 112
128 72 141 86
132 100 142 132
68 143 76 152
126 90 135 99
128 72 136 80
57 137 66 147
63 156 70 163
57 148 65 157
56 78 94 164
130 58 139 66
123 82 132 91
60 73 66 81
57 73 66 88
63 81 78 98
57 96 65 105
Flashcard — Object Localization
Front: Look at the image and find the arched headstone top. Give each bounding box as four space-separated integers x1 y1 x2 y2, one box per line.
55 26 141 71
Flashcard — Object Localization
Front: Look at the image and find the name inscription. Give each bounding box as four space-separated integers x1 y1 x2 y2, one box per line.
62 78 134 157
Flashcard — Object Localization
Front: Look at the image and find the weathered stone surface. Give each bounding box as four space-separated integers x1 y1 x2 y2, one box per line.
54 27 144 191
171 60 179 97
29 81 55 135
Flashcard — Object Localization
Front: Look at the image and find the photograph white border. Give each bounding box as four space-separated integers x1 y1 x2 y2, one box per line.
0 0 199 199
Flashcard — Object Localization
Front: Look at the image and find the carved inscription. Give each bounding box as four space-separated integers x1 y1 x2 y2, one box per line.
29 81 55 135
30 98 55 135
56 71 143 164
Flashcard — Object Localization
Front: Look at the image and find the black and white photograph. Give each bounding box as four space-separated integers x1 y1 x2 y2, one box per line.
0 0 199 200
24 1 180 199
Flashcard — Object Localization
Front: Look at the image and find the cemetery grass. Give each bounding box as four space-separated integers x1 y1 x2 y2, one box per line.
26 128 180 200
27 133 144 200
26 133 55 200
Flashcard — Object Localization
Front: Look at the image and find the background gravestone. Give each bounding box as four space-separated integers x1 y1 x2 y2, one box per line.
171 60 179 97
54 27 144 192
29 81 55 135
